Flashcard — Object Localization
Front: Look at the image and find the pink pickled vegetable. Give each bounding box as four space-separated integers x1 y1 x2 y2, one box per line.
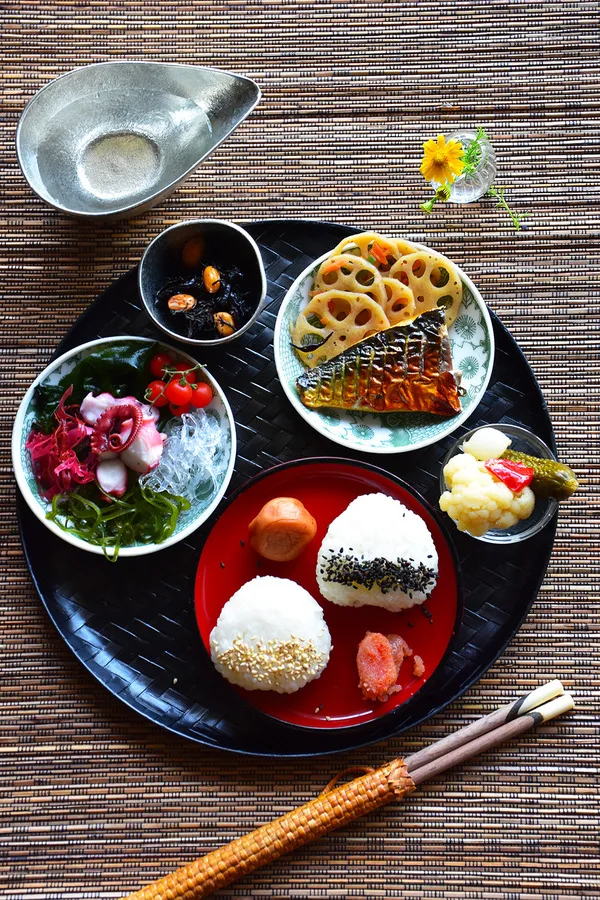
26 386 96 500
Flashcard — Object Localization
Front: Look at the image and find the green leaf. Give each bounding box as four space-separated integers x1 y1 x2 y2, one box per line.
461 127 488 175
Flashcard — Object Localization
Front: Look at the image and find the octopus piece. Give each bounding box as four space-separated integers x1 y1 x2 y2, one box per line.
96 458 128 498
83 392 167 476
90 403 144 455
120 420 167 474
80 392 159 426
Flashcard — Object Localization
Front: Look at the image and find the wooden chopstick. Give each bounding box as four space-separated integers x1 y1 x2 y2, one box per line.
405 679 565 774
123 682 573 900
409 692 574 785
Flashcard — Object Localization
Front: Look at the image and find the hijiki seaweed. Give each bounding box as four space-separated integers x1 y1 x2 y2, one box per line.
156 262 253 340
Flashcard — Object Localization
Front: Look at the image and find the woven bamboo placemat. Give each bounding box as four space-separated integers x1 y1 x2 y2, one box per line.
1 2 598 897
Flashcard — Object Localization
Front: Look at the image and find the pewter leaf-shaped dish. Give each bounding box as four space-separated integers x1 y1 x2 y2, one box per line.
17 62 260 218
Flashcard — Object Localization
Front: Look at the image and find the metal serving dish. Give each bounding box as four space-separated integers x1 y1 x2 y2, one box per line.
16 62 261 219
139 218 267 346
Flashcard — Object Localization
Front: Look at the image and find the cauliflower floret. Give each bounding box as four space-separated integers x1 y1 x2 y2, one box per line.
511 486 535 518
440 453 535 536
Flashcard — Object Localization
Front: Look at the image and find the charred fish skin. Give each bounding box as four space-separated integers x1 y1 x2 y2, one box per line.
296 309 462 416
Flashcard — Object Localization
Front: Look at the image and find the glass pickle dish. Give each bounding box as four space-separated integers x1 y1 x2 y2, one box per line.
439 424 559 544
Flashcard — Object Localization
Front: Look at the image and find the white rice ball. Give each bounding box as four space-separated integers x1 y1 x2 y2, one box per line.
316 493 438 612
209 576 331 693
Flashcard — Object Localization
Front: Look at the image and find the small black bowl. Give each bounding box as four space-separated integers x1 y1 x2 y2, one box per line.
138 218 267 346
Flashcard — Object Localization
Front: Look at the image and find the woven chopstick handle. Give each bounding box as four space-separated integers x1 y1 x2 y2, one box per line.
126 759 414 900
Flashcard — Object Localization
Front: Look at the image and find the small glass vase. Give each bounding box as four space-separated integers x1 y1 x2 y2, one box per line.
444 129 497 203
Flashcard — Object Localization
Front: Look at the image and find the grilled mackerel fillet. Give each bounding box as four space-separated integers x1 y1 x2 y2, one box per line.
296 309 462 416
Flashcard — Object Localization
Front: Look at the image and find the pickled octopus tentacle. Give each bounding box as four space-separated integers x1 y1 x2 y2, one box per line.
91 403 144 455
54 385 92 452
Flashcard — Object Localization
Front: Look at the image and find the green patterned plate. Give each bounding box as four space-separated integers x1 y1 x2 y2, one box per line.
274 246 494 454
12 336 236 557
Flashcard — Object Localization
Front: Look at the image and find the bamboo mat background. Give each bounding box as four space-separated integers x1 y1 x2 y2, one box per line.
1 1 599 898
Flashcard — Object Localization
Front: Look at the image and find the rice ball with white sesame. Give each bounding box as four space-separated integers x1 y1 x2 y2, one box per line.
209 576 331 693
316 493 438 612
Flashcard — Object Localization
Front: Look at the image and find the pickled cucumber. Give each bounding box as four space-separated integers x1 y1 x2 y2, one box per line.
501 450 578 500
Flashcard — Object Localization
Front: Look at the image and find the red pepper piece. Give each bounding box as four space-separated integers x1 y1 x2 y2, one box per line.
485 458 534 493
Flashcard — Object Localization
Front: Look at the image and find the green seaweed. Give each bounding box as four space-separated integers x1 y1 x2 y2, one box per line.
34 341 159 432
47 482 190 561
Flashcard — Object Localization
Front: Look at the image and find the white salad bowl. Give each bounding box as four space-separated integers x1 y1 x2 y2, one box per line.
12 336 236 557
274 243 495 454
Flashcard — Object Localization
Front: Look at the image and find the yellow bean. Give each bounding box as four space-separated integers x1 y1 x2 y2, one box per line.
167 293 196 312
182 237 204 268
203 266 221 293
213 312 236 337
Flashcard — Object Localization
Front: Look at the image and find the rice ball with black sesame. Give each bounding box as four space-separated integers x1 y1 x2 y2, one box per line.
209 576 331 693
316 493 438 612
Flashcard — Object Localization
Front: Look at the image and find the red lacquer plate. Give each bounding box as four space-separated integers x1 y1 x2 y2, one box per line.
195 458 461 731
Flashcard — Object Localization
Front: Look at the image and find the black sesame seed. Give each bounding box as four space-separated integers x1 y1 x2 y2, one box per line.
220 561 226 569
319 554 436 594
240 539 245 547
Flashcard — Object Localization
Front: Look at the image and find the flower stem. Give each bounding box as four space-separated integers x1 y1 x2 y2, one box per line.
487 185 528 231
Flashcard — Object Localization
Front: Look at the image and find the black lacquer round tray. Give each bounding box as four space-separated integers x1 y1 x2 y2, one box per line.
17 220 557 757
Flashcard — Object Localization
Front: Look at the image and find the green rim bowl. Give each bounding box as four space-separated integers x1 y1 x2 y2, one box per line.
274 244 495 454
12 336 237 557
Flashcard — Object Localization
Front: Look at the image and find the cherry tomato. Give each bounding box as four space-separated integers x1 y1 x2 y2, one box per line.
169 401 192 416
150 352 173 379
145 380 169 407
173 361 196 384
190 382 213 408
165 378 193 407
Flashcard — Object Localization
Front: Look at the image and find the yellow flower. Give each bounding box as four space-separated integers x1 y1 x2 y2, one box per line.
420 134 465 185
